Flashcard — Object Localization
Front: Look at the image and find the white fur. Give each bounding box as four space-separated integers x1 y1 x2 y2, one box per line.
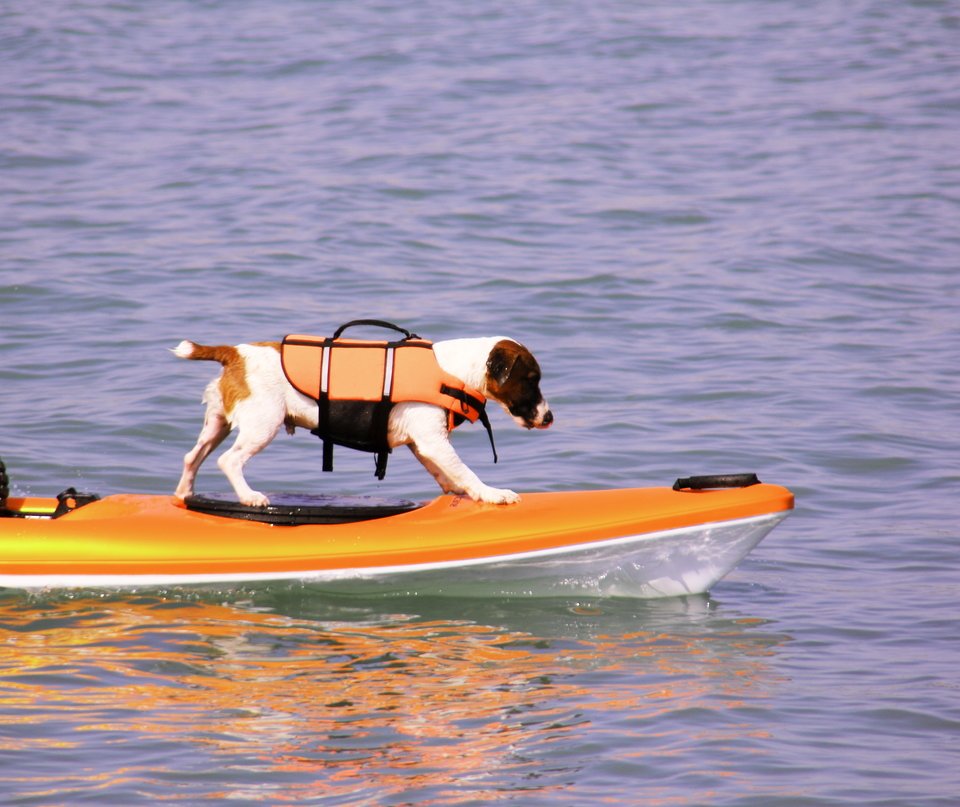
174 338 550 507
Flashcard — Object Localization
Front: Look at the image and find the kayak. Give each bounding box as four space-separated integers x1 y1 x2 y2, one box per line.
0 474 792 597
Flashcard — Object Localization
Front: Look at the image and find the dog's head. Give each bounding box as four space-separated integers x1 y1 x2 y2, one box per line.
485 339 553 430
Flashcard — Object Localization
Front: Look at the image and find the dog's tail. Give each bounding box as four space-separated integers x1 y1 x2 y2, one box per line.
171 340 236 365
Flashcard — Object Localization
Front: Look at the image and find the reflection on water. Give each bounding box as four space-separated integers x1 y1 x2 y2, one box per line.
0 590 790 803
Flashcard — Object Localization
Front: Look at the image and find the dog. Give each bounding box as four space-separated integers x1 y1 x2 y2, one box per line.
173 336 552 506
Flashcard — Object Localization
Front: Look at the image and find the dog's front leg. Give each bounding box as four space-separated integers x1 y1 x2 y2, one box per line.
411 437 520 505
408 445 466 495
391 403 520 504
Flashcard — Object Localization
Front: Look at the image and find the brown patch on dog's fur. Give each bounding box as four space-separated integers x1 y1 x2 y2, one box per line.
213 348 250 417
182 343 238 365
487 340 524 390
486 339 545 425
186 343 280 417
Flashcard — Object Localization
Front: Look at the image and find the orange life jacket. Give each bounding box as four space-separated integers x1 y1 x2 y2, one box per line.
281 321 497 479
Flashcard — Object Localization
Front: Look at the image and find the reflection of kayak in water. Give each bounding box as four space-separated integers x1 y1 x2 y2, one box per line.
0 469 792 598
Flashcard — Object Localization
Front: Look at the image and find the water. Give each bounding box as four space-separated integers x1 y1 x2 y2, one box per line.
1 0 958 803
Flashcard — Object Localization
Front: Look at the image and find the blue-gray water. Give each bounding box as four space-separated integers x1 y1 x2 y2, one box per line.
2 1 958 804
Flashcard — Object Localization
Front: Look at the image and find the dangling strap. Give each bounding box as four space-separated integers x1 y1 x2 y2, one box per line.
476 406 498 465
441 385 498 464
374 450 390 480
321 434 334 473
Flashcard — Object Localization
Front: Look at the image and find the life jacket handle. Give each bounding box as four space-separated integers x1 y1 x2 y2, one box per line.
332 320 420 341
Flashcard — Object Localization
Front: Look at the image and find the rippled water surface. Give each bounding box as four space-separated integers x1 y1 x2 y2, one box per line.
2 1 959 804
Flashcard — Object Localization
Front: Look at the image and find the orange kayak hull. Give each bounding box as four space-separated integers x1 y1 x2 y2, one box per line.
0 484 793 597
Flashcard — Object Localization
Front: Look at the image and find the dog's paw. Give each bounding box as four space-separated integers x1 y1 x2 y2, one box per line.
240 491 271 508
474 486 521 505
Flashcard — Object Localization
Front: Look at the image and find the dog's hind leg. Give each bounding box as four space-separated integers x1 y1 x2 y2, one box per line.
175 408 230 500
216 438 272 507
216 399 283 507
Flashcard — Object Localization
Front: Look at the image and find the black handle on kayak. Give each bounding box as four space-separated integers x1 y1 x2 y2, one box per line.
52 487 101 517
332 320 420 340
0 456 8 503
673 473 761 491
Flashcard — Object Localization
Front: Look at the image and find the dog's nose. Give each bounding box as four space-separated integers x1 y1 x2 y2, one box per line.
542 410 554 427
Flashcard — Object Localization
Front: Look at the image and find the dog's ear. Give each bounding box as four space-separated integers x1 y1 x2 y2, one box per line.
487 341 521 386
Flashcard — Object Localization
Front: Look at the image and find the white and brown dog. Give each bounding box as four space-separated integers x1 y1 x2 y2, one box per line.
173 337 552 506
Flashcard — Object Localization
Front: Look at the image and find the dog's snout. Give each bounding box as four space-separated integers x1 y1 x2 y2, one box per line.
542 409 554 427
